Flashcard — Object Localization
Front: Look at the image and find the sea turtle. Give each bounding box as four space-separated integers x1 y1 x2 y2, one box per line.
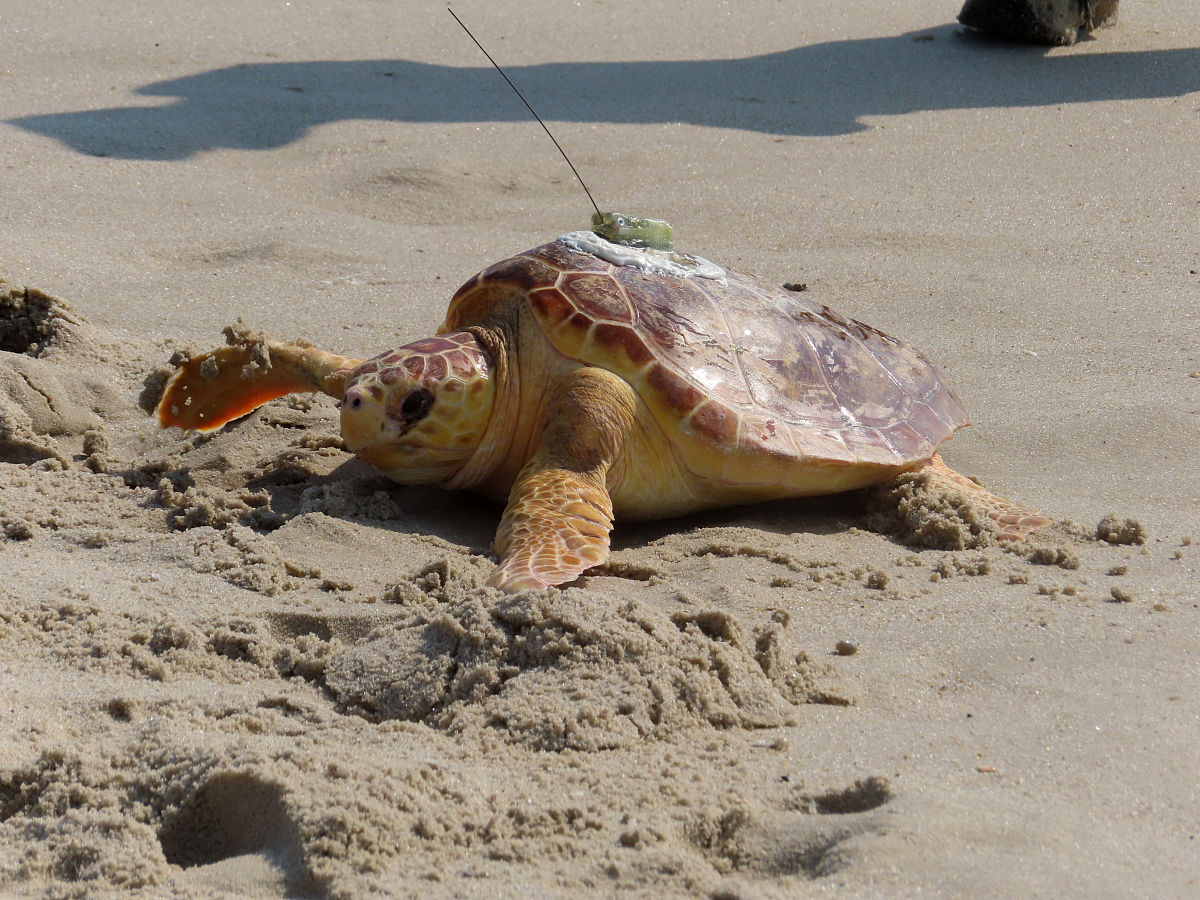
156 230 1049 590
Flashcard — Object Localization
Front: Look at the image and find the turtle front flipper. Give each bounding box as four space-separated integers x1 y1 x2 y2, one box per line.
489 465 615 590
918 453 1051 540
157 338 362 433
488 367 635 591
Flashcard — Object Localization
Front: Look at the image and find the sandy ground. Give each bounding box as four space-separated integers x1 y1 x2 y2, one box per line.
2 1 1198 897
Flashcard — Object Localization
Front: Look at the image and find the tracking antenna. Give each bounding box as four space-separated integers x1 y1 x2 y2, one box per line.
448 8 601 219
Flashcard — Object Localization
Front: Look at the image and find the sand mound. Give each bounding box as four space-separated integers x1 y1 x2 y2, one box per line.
0 279 154 467
0 279 89 357
328 559 849 751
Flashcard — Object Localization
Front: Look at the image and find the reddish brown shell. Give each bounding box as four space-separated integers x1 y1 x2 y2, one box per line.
441 239 968 469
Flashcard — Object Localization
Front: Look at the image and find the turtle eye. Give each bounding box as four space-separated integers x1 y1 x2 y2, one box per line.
343 386 367 410
399 388 435 425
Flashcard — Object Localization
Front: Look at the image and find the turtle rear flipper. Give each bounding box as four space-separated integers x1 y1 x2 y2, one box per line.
919 453 1051 540
156 342 361 433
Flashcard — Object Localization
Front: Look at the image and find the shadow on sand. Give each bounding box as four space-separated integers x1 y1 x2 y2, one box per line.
10 26 1199 159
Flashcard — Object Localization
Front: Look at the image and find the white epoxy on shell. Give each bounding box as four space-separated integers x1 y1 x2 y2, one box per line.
558 231 727 281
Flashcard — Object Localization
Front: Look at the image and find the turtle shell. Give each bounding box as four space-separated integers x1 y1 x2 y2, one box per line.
441 237 968 483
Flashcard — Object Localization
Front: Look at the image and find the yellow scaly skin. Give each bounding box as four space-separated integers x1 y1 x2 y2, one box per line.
339 332 496 487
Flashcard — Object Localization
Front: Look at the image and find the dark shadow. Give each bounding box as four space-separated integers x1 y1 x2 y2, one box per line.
9 26 1199 159
244 456 502 551
158 772 317 899
611 492 866 552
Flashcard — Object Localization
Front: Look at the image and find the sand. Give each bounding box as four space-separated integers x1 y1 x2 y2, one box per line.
2 1 1198 897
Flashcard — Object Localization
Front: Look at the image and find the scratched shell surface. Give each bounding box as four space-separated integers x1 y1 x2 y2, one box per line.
443 239 969 469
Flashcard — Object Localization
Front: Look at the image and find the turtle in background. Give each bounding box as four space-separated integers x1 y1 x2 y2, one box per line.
156 225 1048 590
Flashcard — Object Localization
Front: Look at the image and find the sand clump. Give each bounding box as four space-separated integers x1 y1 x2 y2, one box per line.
0 749 169 893
863 467 999 551
186 525 322 596
1095 513 1148 546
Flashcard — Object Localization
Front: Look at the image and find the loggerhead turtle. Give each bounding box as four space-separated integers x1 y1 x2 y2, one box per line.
156 229 1049 590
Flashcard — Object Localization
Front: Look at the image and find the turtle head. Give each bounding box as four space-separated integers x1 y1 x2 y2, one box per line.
340 331 494 484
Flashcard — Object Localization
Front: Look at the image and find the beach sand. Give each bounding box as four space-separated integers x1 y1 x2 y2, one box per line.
2 1 1198 896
